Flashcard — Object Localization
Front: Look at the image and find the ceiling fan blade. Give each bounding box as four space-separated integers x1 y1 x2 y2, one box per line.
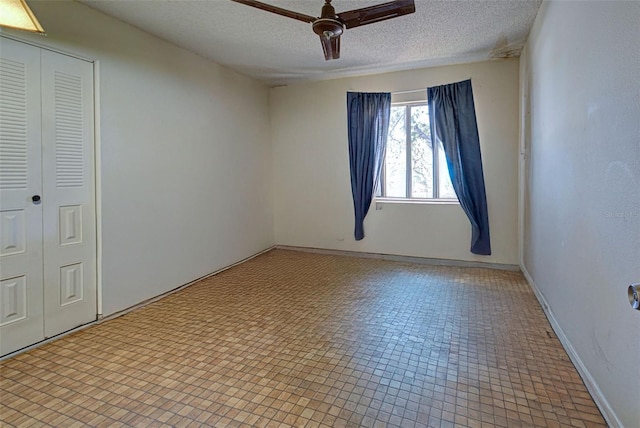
231 0 316 24
338 0 415 29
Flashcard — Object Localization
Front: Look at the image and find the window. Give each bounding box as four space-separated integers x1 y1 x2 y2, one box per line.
379 102 457 201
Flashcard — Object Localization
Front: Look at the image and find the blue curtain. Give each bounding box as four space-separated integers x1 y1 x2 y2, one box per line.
428 80 491 255
347 92 391 240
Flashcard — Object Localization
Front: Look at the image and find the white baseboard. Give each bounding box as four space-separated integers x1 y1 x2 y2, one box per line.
1 246 276 361
99 245 276 322
277 245 521 271
520 264 621 428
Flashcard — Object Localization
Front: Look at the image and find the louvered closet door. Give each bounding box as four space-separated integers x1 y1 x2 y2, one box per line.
41 49 96 338
0 39 45 355
0 39 96 356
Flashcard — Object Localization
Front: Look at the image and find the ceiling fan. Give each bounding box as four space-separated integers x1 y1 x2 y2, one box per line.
231 0 416 60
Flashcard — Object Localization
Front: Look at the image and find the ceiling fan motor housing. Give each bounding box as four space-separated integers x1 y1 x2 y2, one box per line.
313 19 344 38
313 1 343 39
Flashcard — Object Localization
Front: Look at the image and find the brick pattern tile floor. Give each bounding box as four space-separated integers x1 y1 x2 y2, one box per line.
0 250 606 427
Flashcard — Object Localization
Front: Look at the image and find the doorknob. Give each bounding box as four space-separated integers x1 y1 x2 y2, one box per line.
32 195 41 203
630 284 640 310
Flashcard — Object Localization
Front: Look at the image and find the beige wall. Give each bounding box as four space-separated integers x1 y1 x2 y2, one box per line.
6 2 639 424
5 1 274 315
521 1 640 426
271 60 520 265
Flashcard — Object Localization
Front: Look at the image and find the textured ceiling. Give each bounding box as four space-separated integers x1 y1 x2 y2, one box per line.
79 0 542 86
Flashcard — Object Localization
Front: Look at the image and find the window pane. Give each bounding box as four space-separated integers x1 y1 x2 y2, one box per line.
385 106 406 197
410 105 433 198
438 142 457 199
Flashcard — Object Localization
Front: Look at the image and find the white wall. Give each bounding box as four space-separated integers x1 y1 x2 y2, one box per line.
8 0 274 315
521 1 640 426
271 60 520 265
5 3 637 422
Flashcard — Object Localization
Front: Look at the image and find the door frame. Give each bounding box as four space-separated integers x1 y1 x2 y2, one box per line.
0 32 103 317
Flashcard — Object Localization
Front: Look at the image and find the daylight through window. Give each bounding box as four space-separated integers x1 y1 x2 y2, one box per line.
379 102 457 200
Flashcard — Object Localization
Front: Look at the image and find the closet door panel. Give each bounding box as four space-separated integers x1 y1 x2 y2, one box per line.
0 38 45 355
41 49 96 337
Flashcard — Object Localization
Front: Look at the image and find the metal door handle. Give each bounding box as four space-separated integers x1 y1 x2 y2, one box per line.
629 284 640 310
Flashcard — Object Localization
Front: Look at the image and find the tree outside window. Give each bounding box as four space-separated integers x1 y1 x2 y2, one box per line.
380 103 456 200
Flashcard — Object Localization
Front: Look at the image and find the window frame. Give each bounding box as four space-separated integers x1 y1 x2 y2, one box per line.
378 100 458 203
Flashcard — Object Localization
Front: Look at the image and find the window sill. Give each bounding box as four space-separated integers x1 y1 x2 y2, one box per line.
374 197 459 205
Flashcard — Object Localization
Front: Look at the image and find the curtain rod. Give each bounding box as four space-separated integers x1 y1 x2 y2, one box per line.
392 88 427 95
347 79 472 95
346 89 426 94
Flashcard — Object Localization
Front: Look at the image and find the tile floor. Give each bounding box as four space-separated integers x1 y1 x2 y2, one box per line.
0 250 606 427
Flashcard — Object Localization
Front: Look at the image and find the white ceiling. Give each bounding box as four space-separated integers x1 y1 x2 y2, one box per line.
79 0 542 86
